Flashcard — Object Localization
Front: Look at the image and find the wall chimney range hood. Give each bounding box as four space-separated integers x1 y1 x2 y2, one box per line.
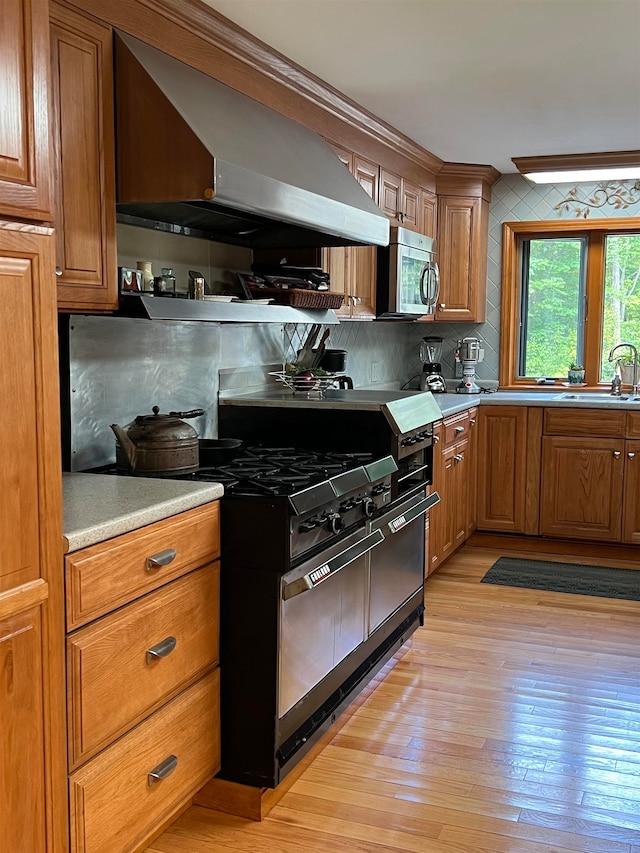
114 33 390 251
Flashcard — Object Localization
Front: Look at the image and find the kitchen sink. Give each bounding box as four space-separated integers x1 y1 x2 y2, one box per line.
554 392 639 402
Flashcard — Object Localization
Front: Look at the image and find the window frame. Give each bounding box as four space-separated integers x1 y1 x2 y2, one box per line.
500 217 640 389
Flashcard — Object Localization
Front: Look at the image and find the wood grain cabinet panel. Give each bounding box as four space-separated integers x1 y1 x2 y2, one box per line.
0 0 52 220
67 563 220 768
622 439 640 544
69 670 220 853
544 407 626 437
435 195 486 322
50 2 117 311
540 435 624 541
65 502 220 630
477 407 529 533
420 188 437 238
0 606 46 853
0 223 60 592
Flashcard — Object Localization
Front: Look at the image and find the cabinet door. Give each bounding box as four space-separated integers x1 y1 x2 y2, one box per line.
540 436 624 541
401 179 419 229
451 437 470 551
0 605 47 853
477 407 529 533
0 0 52 220
466 408 478 535
427 424 445 574
622 440 640 544
0 227 49 592
349 155 378 319
50 4 117 311
379 168 402 221
420 188 437 238
353 155 378 204
435 195 487 322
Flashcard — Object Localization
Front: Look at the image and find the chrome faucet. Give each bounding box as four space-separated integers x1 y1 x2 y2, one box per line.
609 342 640 398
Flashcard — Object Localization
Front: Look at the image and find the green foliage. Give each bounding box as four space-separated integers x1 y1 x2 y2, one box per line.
521 234 640 380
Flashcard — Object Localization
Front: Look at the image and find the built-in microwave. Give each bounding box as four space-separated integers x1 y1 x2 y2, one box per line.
376 226 439 318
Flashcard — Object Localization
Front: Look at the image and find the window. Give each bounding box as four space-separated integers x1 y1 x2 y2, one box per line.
500 218 640 387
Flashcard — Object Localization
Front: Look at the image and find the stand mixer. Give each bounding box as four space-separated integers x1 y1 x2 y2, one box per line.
419 337 447 393
455 337 484 394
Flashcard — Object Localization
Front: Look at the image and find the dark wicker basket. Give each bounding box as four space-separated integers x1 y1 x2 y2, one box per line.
252 287 344 310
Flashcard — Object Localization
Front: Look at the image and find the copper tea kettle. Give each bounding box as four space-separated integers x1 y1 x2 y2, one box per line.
110 405 205 476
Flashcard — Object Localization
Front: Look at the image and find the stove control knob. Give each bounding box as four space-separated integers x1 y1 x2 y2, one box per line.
362 497 376 518
299 517 320 533
325 512 344 534
339 500 354 513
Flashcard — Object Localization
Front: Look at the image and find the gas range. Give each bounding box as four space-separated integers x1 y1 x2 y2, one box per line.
216 447 397 565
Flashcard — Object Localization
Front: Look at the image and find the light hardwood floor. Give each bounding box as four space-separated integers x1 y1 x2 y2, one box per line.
148 545 640 853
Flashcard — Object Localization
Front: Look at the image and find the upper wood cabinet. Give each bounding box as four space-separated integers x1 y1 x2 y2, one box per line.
0 0 53 221
379 168 420 229
420 188 437 239
322 143 379 319
50 2 117 311
435 164 499 322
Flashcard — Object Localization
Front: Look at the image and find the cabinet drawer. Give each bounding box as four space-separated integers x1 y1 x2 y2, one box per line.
626 412 640 438
67 563 219 768
65 502 219 630
444 411 470 446
543 407 625 438
69 670 220 853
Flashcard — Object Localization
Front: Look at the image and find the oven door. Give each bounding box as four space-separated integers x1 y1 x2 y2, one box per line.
279 526 385 718
368 490 440 634
391 243 439 316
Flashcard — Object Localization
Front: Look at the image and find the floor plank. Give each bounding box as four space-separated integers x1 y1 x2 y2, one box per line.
146 545 640 853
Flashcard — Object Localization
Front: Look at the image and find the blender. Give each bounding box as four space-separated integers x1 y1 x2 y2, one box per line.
419 337 447 393
455 337 484 393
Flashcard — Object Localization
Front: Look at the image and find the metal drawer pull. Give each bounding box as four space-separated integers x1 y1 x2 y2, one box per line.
629 452 636 459
146 548 177 571
613 451 622 459
454 426 465 433
385 492 441 534
146 636 177 664
148 754 178 786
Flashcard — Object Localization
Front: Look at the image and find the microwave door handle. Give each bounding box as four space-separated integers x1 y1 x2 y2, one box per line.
432 262 441 308
419 263 431 306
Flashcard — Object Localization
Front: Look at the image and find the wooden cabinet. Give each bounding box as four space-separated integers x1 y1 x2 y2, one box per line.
320 144 379 319
539 407 640 544
0 221 65 853
420 188 437 239
435 164 499 323
65 503 221 853
379 168 419 228
0 0 53 221
476 406 542 534
427 408 477 574
50 2 117 311
0 605 47 853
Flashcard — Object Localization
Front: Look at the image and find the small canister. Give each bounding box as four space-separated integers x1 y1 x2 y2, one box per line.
136 261 154 292
189 276 205 300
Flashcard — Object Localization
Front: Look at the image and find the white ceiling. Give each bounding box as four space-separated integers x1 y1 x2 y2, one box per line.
201 0 640 175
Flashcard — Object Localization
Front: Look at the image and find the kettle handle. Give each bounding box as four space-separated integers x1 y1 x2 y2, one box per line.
168 409 205 419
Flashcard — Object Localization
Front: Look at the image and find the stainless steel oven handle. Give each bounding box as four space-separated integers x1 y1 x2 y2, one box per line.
282 529 385 600
384 492 441 535
397 463 431 484
419 263 431 306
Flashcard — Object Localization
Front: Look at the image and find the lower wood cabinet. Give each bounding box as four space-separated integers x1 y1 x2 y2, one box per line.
427 408 477 574
69 670 220 853
476 406 543 534
65 503 221 853
0 605 47 853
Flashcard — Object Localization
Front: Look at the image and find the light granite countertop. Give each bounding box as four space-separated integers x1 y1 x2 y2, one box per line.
63 473 223 553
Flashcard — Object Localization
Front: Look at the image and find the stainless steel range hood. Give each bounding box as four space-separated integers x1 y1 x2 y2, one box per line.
114 33 389 250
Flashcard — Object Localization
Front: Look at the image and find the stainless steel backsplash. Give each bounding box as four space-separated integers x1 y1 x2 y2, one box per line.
65 315 413 470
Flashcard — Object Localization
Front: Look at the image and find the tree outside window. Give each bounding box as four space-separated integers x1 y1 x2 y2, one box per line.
500 219 640 388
